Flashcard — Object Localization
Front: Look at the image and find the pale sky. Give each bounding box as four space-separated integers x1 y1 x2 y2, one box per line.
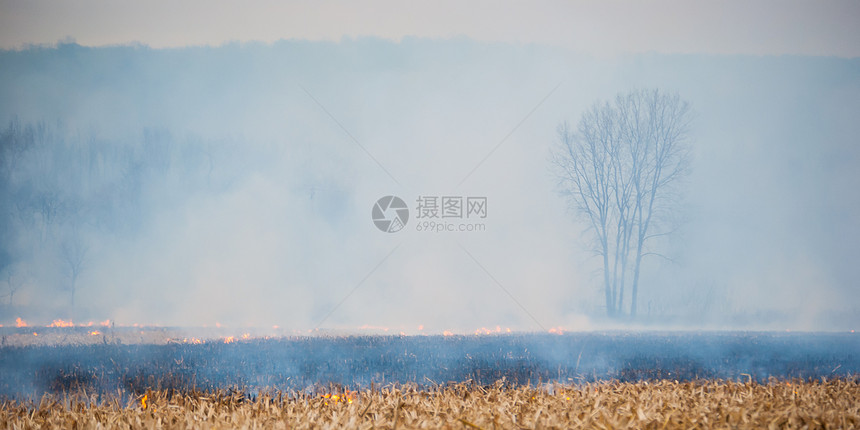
1 0 859 56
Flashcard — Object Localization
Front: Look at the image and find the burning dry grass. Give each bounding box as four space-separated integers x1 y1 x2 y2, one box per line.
1 379 858 429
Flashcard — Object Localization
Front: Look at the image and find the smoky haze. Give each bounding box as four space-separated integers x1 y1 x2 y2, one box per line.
0 39 857 332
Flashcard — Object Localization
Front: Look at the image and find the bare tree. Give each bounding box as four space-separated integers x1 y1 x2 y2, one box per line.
552 89 692 317
60 232 89 310
2 264 25 306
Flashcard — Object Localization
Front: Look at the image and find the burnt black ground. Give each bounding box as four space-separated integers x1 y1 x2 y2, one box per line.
0 331 857 400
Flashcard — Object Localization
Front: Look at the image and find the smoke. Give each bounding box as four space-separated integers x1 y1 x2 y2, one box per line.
0 39 857 331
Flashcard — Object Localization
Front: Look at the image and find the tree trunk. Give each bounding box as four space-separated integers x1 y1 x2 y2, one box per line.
617 260 626 316
630 239 644 316
602 248 614 316
70 273 77 310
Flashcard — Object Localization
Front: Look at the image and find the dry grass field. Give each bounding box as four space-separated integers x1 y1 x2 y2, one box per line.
1 379 858 429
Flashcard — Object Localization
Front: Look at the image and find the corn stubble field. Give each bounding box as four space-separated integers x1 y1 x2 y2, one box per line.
1 331 858 428
1 379 858 429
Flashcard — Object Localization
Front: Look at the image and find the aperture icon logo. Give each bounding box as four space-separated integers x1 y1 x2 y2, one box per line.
372 195 409 233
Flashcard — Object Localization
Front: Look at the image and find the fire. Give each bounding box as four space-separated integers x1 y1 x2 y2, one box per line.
89 330 102 336
141 394 148 410
474 326 510 335
321 392 354 405
223 336 236 344
32 332 37 336
79 320 110 327
25 319 112 328
241 333 250 340
49 319 74 327
548 327 564 335
443 330 454 336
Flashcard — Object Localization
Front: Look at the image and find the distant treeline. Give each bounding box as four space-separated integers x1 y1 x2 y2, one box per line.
0 120 244 310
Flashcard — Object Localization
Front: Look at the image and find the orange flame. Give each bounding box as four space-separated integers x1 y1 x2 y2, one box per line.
49 319 74 327
321 392 354 405
100 319 111 327
548 327 564 335
141 394 148 410
474 326 510 335
223 336 236 344
89 330 102 336
16 317 27 327
443 330 454 337
241 333 250 340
